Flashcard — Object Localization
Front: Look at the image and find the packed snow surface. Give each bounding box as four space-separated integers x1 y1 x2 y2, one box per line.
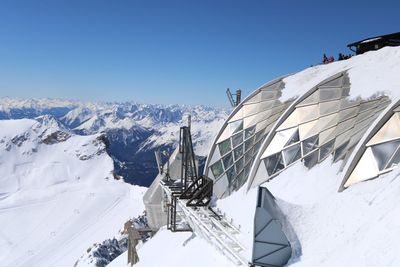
0 118 146 267
281 46 400 103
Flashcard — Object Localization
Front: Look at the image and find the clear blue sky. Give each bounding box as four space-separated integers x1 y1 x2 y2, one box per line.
0 0 398 107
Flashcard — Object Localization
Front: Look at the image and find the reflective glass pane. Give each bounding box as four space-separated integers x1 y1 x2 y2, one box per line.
319 139 335 160
244 161 252 177
218 139 231 156
333 141 349 161
264 152 285 176
222 152 234 169
255 129 265 142
245 136 255 152
211 160 224 178
245 149 254 164
226 166 236 183
235 157 244 173
386 146 400 169
253 139 263 155
245 125 256 139
371 140 400 170
236 171 246 187
320 87 342 101
285 129 300 146
230 120 243 134
283 143 302 165
304 151 319 169
232 132 243 148
234 145 244 161
302 135 319 155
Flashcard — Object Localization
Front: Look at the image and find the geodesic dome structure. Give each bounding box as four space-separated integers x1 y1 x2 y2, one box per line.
204 77 295 198
205 70 394 198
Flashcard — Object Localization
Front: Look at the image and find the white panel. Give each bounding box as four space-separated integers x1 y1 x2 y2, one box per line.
208 145 222 166
298 120 319 140
255 119 269 134
319 126 336 145
261 127 297 158
296 90 319 107
335 117 356 136
297 105 319 122
338 106 359 122
229 108 244 123
344 148 379 188
367 113 400 145
277 110 299 131
246 92 262 104
244 109 271 128
213 174 229 198
243 102 260 117
217 126 231 143
340 99 360 109
317 113 338 132
251 161 270 188
319 100 340 116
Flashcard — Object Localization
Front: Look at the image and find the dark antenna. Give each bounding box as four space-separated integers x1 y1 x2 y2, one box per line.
226 88 242 108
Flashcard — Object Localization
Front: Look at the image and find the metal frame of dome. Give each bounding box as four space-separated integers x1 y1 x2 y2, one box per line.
204 75 294 198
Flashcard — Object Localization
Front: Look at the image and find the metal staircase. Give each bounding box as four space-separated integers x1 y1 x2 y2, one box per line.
159 119 249 266
160 181 248 266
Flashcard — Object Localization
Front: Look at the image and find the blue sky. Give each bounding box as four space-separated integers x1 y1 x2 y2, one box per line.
0 0 399 107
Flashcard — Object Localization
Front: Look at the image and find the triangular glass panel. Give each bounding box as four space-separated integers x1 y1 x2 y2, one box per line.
371 140 400 171
285 128 300 146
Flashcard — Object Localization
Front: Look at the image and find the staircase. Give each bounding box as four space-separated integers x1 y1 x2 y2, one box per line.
160 181 249 266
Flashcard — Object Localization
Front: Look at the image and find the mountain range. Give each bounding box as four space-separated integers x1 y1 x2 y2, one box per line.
0 98 228 186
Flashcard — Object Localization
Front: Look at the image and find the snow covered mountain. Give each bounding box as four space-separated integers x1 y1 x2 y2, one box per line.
0 117 146 267
0 99 228 186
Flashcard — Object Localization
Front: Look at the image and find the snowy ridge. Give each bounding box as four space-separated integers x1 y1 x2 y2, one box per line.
0 118 146 267
0 99 228 185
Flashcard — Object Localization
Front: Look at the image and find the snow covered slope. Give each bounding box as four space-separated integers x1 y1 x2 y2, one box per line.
0 118 146 267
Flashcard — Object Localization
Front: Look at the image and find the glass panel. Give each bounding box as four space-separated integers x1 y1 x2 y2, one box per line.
245 149 254 164
233 145 244 161
304 150 319 169
302 135 319 155
244 125 256 140
225 166 236 183
255 129 265 142
244 136 255 152
371 140 400 171
319 139 335 160
232 132 243 148
236 171 246 187
283 143 302 166
320 87 342 101
218 139 231 156
230 120 243 134
222 152 234 169
253 139 263 155
386 146 400 169
285 129 300 146
333 141 349 161
210 160 224 178
264 152 285 176
235 157 244 173
244 161 252 177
